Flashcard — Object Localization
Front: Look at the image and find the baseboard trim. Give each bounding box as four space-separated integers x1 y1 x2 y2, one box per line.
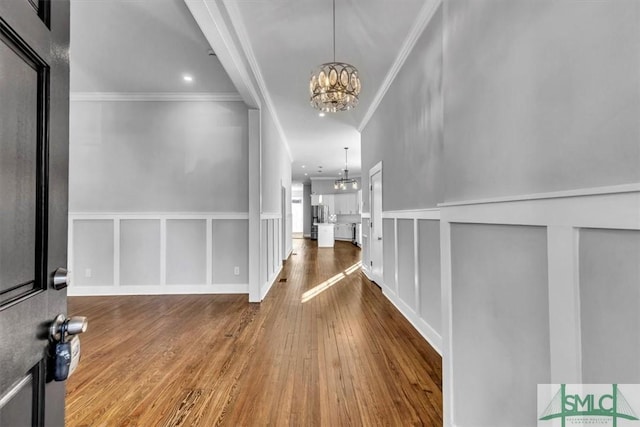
68 284 249 296
363 273 442 355
261 265 283 300
361 266 373 281
383 287 443 355
360 267 442 353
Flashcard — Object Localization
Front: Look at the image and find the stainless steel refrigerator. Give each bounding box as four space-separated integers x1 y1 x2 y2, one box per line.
310 205 327 240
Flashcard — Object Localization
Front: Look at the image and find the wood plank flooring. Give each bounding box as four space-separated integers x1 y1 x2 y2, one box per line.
66 239 442 426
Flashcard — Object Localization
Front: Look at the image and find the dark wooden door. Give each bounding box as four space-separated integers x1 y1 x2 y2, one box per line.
0 0 69 425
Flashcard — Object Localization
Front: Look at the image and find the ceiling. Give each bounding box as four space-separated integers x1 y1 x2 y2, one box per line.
208 0 438 182
70 0 440 183
71 0 235 93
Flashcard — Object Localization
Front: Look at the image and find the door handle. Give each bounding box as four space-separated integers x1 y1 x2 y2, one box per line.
50 314 88 342
52 267 71 290
377 237 382 241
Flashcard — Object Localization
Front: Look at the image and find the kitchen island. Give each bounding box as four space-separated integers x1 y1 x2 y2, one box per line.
316 223 334 248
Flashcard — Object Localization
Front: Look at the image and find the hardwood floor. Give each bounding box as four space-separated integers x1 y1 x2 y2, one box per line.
66 239 442 426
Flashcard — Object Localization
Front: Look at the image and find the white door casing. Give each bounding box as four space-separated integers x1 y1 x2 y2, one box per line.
369 162 383 284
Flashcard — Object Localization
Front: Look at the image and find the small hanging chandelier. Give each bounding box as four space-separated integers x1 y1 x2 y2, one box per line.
334 147 358 190
309 0 361 113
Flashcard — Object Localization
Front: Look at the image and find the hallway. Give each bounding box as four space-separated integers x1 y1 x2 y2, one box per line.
66 239 442 426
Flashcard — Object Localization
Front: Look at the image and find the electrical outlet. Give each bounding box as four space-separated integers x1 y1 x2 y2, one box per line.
234 266 240 276
85 268 92 278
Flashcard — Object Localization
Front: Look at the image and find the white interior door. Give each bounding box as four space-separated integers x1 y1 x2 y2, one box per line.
370 166 383 283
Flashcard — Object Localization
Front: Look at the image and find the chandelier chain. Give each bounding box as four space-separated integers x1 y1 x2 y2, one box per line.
333 0 336 62
344 146 348 172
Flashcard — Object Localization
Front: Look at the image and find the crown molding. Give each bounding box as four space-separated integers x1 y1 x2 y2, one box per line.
70 92 243 102
185 0 261 108
222 0 293 163
357 0 442 133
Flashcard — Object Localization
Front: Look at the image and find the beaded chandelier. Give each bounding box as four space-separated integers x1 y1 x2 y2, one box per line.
309 0 361 113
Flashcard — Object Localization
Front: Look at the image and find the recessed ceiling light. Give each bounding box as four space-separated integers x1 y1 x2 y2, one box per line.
319 112 325 117
183 75 193 82
338 172 342 175
301 165 306 168
304 173 308 176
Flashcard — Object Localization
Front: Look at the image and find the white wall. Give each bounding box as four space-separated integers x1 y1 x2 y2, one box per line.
361 5 443 213
257 108 292 299
70 101 248 212
360 1 640 426
440 3 640 425
68 99 251 295
360 4 444 353
443 0 640 203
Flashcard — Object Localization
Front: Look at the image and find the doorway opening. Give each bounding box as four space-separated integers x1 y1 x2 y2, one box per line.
291 183 304 239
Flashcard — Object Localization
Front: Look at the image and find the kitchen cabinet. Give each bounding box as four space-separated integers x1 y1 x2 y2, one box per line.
322 194 335 216
315 193 360 215
334 193 358 214
349 194 358 213
334 194 343 214
334 223 354 241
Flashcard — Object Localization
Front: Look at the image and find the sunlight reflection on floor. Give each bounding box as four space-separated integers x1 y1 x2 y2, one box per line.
301 261 362 303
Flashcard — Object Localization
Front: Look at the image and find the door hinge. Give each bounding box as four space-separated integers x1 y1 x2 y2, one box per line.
370 185 373 191
370 261 373 266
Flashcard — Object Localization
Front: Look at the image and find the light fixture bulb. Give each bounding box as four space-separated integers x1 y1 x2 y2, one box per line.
183 75 193 82
352 181 358 189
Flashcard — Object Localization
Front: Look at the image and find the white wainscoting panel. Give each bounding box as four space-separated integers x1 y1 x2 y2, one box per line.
68 212 250 296
260 213 284 300
439 184 640 427
373 208 443 355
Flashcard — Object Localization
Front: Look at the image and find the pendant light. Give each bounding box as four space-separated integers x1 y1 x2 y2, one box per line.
309 0 361 113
